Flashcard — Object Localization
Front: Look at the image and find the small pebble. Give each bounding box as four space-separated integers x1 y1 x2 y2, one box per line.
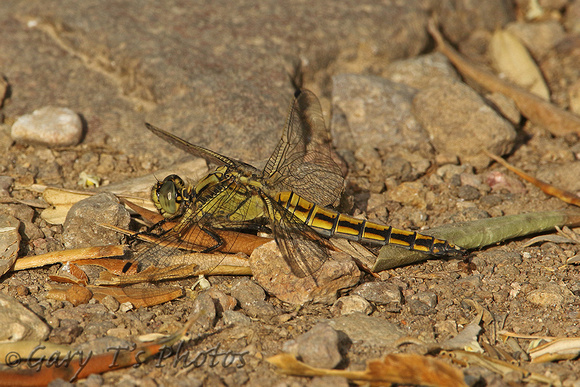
457 185 481 200
0 176 13 197
62 193 130 249
414 291 438 308
352 281 402 306
230 278 266 304
11 106 83 147
119 302 134 312
84 374 105 387
205 287 237 312
526 289 564 307
100 295 120 312
222 310 252 326
284 323 342 369
49 319 83 345
190 291 217 331
328 313 404 347
310 375 350 387
332 295 372 315
408 299 435 316
229 278 277 318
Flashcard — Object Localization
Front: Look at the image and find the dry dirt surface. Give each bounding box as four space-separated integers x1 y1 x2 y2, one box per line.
1 0 580 386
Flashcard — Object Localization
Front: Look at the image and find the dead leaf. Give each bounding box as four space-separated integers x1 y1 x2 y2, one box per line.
13 245 125 271
443 350 560 385
89 285 183 307
267 352 467 387
488 29 549 100
529 337 580 363
96 255 251 285
49 262 89 285
484 149 580 206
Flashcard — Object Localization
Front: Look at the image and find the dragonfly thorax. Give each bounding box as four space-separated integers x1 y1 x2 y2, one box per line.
151 174 193 218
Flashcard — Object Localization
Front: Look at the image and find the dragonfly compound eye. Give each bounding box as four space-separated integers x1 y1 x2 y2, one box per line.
152 174 187 217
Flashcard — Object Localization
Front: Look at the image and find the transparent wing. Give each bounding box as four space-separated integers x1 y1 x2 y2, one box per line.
146 123 249 169
262 89 344 207
264 195 332 278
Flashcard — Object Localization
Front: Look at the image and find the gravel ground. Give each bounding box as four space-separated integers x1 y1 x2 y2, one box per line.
1 1 580 385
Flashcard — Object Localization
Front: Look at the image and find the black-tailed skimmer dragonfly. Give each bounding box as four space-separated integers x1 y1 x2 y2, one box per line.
140 89 464 278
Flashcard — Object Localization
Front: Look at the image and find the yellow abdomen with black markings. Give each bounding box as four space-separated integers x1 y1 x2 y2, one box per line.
275 191 463 255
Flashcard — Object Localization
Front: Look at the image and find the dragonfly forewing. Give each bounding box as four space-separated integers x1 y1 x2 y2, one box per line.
262 89 344 207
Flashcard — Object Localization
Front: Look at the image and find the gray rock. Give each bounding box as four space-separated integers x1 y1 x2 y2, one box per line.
251 241 360 305
230 279 277 318
11 106 82 147
0 176 13 197
433 0 514 43
222 310 252 326
331 74 429 153
190 291 217 331
506 20 565 59
62 192 130 249
0 212 20 276
205 287 237 314
0 204 44 244
83 374 105 387
407 299 435 316
240 299 278 319
230 278 266 304
100 295 120 312
457 185 481 201
284 323 343 369
413 81 517 169
527 286 565 307
332 295 372 316
383 52 460 89
0 293 50 341
352 281 402 306
414 291 438 308
49 319 83 344
536 161 580 193
327 313 404 347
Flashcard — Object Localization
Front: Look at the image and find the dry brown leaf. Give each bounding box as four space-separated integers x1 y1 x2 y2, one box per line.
96 257 252 285
74 258 138 275
49 263 89 285
267 353 466 387
443 350 560 385
484 149 580 206
41 187 94 225
488 29 549 100
89 285 183 307
13 245 125 271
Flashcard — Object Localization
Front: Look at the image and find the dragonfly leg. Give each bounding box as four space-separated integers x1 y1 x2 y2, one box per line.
126 218 171 244
199 227 224 253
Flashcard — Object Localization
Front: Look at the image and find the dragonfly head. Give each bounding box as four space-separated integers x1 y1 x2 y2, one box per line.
151 174 192 218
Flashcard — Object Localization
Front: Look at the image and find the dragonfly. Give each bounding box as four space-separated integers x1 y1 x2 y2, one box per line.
139 89 464 278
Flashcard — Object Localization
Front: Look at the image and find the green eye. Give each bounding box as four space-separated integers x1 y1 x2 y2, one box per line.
158 180 178 215
152 174 189 217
